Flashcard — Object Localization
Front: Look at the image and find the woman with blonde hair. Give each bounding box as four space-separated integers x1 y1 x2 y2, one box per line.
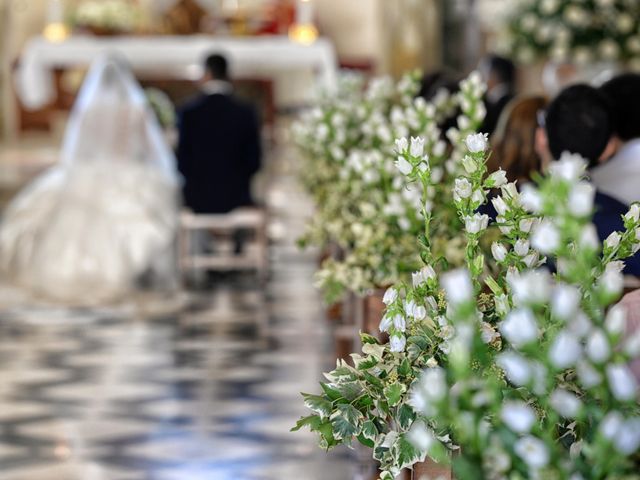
488 95 548 184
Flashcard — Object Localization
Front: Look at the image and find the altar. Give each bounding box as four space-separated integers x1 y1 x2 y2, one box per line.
15 34 339 110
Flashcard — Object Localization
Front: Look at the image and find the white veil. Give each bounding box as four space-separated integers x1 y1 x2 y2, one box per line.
61 55 179 183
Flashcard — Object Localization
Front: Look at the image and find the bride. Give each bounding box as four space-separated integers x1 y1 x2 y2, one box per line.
0 56 180 303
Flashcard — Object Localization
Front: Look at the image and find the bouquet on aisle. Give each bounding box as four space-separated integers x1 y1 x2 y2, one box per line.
293 71 485 304
500 0 640 67
294 121 640 478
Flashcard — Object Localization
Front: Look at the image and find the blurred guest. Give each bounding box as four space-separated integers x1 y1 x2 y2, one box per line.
177 53 262 215
479 54 516 137
489 95 547 184
0 56 180 302
591 73 640 205
536 84 640 276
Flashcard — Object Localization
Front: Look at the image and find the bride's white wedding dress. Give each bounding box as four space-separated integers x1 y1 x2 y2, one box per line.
0 57 180 303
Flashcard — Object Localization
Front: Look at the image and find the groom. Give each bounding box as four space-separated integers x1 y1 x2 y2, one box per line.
177 53 262 214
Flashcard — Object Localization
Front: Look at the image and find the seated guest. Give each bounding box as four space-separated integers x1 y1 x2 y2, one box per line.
479 54 516 137
535 84 640 276
591 73 640 205
177 53 262 214
489 95 547 184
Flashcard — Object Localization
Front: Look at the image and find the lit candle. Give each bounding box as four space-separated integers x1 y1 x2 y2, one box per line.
296 0 314 25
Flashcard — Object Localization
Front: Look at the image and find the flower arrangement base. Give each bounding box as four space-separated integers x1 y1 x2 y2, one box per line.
405 459 453 480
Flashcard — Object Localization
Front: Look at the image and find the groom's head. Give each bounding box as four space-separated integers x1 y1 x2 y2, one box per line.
204 53 229 82
535 84 615 169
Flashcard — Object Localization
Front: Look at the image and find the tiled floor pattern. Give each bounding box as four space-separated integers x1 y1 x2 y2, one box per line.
0 147 355 479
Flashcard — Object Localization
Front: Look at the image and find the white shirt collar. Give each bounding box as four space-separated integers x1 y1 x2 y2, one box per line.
201 80 233 95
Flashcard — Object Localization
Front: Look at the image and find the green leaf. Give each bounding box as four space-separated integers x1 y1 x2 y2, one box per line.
302 393 334 419
360 332 380 345
484 275 503 296
357 433 374 448
320 382 343 402
291 414 322 432
363 372 384 390
397 404 415 430
356 356 379 370
362 343 386 360
393 434 424 470
336 381 364 401
398 358 411 377
316 419 338 450
384 383 406 407
361 419 378 441
330 404 362 440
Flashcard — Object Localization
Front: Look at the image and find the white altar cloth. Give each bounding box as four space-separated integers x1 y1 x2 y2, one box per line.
16 35 338 110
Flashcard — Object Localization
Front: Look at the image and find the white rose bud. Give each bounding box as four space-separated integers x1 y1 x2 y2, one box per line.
501 401 537 433
492 196 509 216
491 242 508 262
586 329 611 363
625 203 640 222
383 287 398 305
606 364 638 401
389 335 406 353
500 308 539 348
465 133 488 153
409 136 425 157
551 284 581 320
568 182 595 217
488 169 508 187
461 155 478 174
396 157 413 175
531 220 560 254
393 314 406 332
514 239 530 257
454 178 473 199
520 184 543 213
464 213 489 234
605 231 621 249
395 137 408 152
549 330 582 369
379 314 393 332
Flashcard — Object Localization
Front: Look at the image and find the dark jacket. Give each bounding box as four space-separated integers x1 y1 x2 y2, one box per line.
482 91 514 137
177 93 261 214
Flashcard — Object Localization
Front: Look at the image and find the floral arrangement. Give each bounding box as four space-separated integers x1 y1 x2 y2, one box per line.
294 123 640 478
145 88 176 129
293 71 485 304
500 0 640 67
74 0 142 34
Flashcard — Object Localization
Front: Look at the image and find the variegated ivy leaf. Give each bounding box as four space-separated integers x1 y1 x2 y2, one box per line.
302 393 333 419
384 382 406 406
362 342 386 360
330 404 363 440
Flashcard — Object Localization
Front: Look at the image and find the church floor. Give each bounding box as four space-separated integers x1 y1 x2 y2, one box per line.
0 136 354 479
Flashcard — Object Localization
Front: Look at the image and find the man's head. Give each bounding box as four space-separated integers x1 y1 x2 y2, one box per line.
537 84 615 169
480 55 516 92
204 53 229 81
600 73 640 142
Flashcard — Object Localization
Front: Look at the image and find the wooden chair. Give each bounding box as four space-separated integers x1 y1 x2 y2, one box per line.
178 207 268 284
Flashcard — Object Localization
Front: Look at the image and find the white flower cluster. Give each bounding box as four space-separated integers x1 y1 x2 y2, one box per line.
75 0 142 31
501 0 640 67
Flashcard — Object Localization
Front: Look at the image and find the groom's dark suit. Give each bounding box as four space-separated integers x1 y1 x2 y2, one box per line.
177 86 261 214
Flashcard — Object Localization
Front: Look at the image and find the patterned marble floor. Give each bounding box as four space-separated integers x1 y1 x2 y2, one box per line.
0 146 355 479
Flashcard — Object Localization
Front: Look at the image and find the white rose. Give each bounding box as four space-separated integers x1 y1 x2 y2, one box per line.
491 196 509 216
514 436 550 469
491 242 508 262
393 314 406 332
497 351 531 385
605 304 627 335
487 169 508 187
441 268 474 306
514 239 530 257
549 152 587 182
465 133 488 153
454 178 473 199
520 184 543 213
501 401 537 433
551 284 581 320
568 182 595 217
464 213 489 234
383 287 398 305
409 136 425 157
412 305 427 320
605 231 621 249
549 389 582 418
549 330 582 369
389 334 406 353
606 364 638 401
577 359 602 388
379 314 393 332
500 308 539 348
625 203 640 222
396 157 413 175
531 220 560 254
586 329 611 363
